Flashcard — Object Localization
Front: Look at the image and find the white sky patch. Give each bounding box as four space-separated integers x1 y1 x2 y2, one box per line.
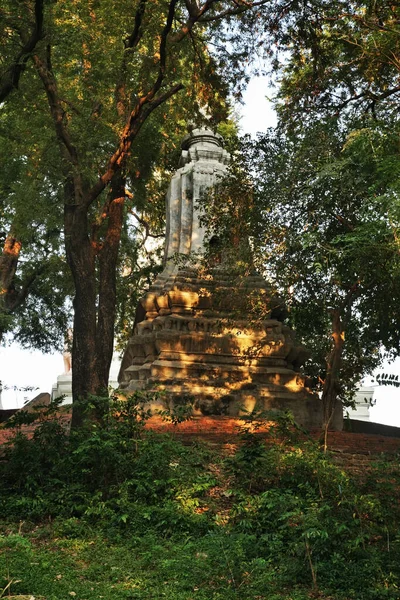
238 76 277 136
364 357 400 427
0 346 63 409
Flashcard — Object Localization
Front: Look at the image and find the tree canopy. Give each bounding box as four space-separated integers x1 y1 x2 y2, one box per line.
0 0 272 424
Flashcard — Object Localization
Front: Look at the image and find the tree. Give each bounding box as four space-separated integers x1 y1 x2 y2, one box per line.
270 0 400 126
238 118 400 441
266 0 400 435
1 0 273 427
0 0 72 349
205 0 399 438
0 88 72 349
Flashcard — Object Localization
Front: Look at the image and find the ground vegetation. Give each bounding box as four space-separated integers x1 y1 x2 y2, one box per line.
1 400 400 599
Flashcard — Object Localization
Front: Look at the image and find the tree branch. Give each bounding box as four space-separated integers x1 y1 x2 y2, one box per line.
0 0 44 102
125 0 147 49
129 208 165 242
198 0 268 23
33 49 85 201
339 281 360 314
117 0 149 116
153 0 180 92
333 213 354 231
9 267 45 312
83 0 265 208
85 82 184 207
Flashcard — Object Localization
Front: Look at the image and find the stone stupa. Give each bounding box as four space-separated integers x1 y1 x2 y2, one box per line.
118 128 324 427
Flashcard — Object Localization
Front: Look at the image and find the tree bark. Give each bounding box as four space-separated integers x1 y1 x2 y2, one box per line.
0 229 47 344
0 233 21 342
95 171 126 392
65 171 126 428
64 193 98 429
321 308 344 451
0 234 21 302
0 0 45 103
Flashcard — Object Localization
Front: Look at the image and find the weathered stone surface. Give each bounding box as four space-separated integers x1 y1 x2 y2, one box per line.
164 128 229 261
119 263 324 427
119 129 325 428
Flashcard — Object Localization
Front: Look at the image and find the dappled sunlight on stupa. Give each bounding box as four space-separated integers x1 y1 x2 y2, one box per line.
119 129 326 428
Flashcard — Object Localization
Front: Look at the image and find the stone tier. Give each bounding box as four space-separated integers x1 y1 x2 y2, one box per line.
119 264 324 428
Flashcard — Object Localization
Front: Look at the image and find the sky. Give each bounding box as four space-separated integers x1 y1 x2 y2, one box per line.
1 76 400 425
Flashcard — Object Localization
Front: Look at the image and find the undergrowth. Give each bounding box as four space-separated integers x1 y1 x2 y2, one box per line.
1 395 400 599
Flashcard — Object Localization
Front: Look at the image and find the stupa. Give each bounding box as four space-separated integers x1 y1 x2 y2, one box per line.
118 129 324 427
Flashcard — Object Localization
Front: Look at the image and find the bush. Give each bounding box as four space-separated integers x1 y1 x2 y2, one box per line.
0 393 216 535
1 399 400 599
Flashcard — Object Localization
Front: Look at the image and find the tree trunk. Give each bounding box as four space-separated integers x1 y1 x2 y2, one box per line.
321 309 344 451
95 172 126 392
65 173 126 429
0 232 22 342
64 196 98 429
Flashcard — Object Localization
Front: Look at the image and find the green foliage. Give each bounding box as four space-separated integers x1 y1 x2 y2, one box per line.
222 118 400 407
375 372 400 388
157 394 195 426
0 393 214 535
226 430 400 597
272 0 400 127
1 404 400 598
0 0 237 353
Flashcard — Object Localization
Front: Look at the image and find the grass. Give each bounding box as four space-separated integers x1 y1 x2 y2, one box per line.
0 525 338 600
1 398 400 600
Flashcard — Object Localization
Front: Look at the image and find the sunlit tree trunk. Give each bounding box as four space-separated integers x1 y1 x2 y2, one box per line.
0 232 22 343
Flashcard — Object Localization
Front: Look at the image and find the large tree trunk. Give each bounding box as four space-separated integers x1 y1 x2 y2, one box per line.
64 197 99 429
321 309 344 451
95 172 126 392
65 173 126 429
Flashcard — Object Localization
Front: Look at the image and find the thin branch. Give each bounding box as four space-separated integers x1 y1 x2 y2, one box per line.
198 0 268 23
339 281 360 313
153 0 180 92
125 0 147 49
129 209 165 240
9 267 45 312
189 28 206 71
33 51 80 168
0 0 44 102
33 49 85 201
333 213 354 231
117 0 148 116
172 0 218 43
322 12 400 36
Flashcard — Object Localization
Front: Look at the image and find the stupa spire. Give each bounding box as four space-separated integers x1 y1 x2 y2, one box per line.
164 128 230 261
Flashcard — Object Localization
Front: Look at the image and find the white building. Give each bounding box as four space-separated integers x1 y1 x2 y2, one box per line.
344 386 375 422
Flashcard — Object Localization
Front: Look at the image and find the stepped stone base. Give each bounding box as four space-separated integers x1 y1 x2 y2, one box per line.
119 263 326 429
